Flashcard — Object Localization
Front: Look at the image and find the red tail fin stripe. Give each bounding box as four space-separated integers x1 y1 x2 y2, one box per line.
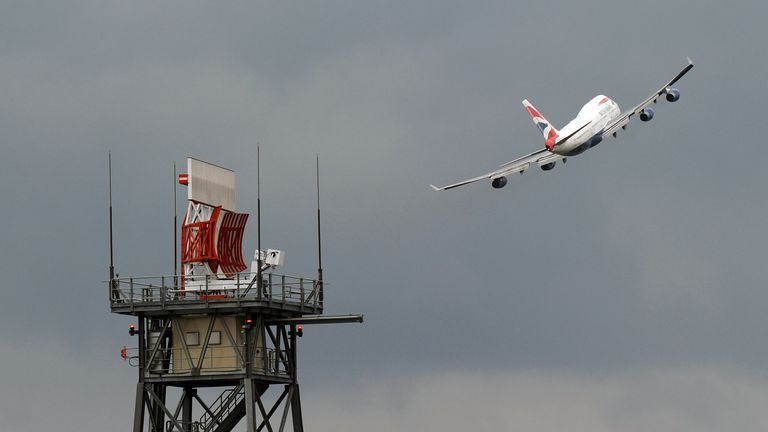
545 130 558 150
526 106 543 119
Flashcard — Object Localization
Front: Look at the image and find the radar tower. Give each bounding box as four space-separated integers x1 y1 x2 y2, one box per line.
108 155 362 432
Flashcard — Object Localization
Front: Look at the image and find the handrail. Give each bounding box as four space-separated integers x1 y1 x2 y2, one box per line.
107 271 316 283
199 384 244 431
108 271 323 310
130 345 291 377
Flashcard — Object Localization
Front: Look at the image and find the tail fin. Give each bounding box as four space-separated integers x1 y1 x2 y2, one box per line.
522 99 559 150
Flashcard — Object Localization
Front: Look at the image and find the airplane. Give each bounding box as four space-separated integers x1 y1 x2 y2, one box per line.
430 57 694 191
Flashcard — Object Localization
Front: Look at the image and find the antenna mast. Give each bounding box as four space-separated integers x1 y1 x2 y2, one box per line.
316 156 323 287
108 152 115 282
257 145 262 297
173 162 178 288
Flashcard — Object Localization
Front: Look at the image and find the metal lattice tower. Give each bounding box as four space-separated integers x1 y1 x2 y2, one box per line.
108 156 362 432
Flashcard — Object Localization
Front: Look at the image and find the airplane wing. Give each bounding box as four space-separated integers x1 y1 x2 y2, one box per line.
430 148 563 191
602 57 694 138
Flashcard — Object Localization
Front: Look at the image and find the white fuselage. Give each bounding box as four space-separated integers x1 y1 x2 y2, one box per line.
551 95 621 156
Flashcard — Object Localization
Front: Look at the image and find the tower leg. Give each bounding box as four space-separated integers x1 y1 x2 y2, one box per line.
150 384 166 432
244 379 257 432
290 384 304 432
182 388 195 432
133 382 145 432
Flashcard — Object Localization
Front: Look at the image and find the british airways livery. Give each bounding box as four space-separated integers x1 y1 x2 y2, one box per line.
430 57 694 191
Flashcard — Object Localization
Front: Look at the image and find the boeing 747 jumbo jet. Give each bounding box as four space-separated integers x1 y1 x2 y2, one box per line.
430 57 694 191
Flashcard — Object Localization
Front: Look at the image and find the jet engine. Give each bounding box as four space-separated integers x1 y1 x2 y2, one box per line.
639 107 654 122
491 176 508 189
540 162 556 171
665 88 681 102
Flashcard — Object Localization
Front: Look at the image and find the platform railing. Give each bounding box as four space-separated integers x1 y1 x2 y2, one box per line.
134 346 291 377
265 348 292 376
108 272 323 310
154 346 244 375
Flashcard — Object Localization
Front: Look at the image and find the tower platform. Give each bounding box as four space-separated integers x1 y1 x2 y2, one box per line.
111 271 326 432
110 272 323 317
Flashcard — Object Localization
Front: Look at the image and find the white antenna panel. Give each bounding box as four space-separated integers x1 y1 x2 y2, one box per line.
252 249 285 273
187 158 236 211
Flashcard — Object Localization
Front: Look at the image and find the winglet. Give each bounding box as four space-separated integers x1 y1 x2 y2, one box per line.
686 56 694 66
430 184 443 191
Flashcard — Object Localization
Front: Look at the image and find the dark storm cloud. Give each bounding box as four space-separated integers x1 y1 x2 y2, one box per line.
1 0 767 430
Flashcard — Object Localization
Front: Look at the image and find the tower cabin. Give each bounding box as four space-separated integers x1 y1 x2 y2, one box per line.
108 157 346 432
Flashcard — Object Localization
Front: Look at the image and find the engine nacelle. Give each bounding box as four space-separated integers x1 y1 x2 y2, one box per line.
540 162 556 171
665 88 680 102
639 107 654 122
491 176 508 189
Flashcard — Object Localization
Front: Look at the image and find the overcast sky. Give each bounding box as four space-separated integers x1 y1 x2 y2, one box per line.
2 1 768 430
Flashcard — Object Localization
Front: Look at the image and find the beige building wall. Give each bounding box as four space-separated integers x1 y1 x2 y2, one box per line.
171 316 244 373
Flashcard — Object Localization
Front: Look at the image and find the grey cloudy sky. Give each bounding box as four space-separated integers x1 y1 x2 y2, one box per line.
2 0 767 430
